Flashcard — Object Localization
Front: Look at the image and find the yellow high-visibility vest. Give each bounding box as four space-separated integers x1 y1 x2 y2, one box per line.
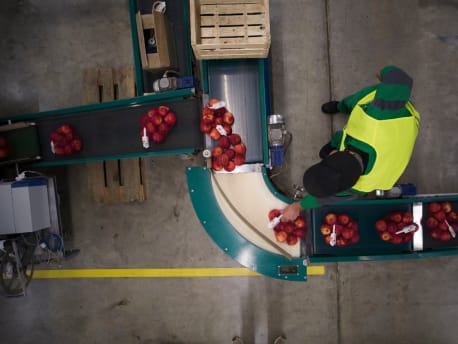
339 91 420 192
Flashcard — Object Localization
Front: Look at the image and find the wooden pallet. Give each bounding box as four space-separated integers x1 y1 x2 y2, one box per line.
82 66 146 204
190 0 270 59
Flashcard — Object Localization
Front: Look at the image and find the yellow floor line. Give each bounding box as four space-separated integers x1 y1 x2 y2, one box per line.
33 266 325 279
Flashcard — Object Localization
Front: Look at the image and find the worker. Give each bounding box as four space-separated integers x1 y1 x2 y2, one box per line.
232 335 287 344
281 65 420 221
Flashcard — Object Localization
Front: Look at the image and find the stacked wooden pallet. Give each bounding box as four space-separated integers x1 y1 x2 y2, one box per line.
82 66 146 204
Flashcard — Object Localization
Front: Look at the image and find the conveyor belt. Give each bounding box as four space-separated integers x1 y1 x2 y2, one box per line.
33 98 203 164
206 59 266 163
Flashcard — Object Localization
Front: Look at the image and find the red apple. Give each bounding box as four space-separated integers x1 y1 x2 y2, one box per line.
275 231 288 243
337 213 350 226
440 232 452 241
224 161 236 172
324 235 332 245
268 209 282 221
426 216 439 229
214 117 223 126
64 145 73 155
397 222 407 230
63 131 74 143
350 232 360 244
217 153 230 168
389 211 403 223
273 222 285 232
209 128 221 141
140 115 149 127
164 112 177 126
441 202 452 213
324 213 337 226
212 160 223 171
50 132 62 142
225 149 235 160
200 122 212 133
336 238 347 247
447 211 457 222
286 235 298 246
218 136 231 149
294 216 306 229
202 112 214 125
402 212 414 224
380 231 392 241
228 133 241 145
433 211 446 222
428 202 441 213
390 236 403 245
212 146 223 158
59 124 73 135
375 219 387 232
430 229 441 239
222 124 232 135
71 138 83 152
158 105 170 116
151 132 165 143
320 224 332 236
293 229 307 239
233 143 246 155
151 114 163 126
223 111 234 125
53 146 64 155
146 122 156 134
438 221 449 231
157 123 171 135
147 108 159 118
342 228 354 240
234 154 245 166
202 106 214 115
284 222 296 234
387 223 397 234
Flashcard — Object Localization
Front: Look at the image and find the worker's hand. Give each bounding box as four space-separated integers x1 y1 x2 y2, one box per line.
376 69 382 81
281 202 303 222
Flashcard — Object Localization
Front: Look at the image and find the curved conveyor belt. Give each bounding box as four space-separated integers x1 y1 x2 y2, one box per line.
186 59 308 281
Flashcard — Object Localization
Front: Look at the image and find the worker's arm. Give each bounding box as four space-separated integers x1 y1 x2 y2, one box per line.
337 85 378 114
281 193 359 222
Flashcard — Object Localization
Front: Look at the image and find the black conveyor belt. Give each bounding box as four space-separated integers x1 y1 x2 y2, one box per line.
35 98 203 163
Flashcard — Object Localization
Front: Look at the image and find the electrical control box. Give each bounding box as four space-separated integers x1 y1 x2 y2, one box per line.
0 177 51 235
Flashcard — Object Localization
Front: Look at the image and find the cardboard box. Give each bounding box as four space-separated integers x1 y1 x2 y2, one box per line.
136 11 177 71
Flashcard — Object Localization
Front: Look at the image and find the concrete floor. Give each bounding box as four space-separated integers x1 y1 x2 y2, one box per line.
1 0 458 343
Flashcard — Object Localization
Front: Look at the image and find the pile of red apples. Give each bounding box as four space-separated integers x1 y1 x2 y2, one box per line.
0 134 9 159
268 209 306 246
139 105 177 144
200 98 247 172
50 124 83 155
374 211 418 244
320 212 360 246
424 202 458 241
